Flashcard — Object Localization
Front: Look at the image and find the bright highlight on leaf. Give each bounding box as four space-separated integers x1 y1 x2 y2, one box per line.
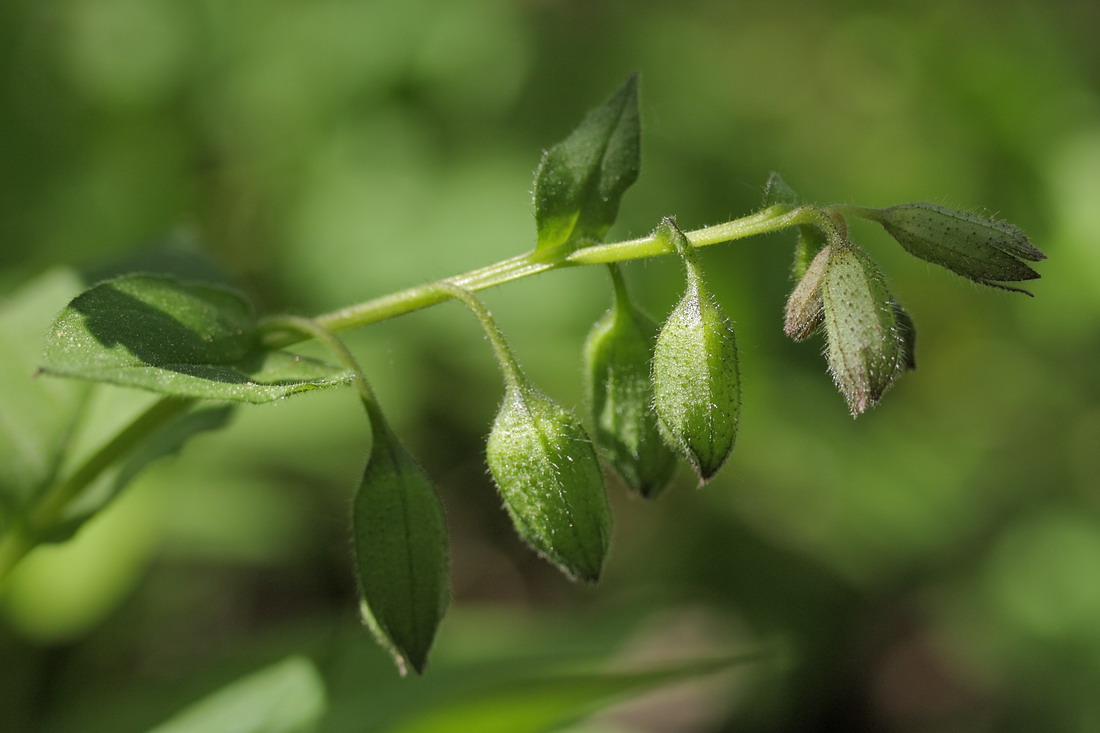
533 74 640 255
41 275 353 403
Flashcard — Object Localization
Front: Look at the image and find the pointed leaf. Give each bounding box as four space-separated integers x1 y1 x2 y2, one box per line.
869 203 1045 293
762 171 799 207
354 413 449 675
41 275 353 403
533 75 640 255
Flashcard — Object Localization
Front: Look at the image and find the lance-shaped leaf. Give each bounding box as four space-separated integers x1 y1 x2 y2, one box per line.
533 75 640 255
487 384 612 583
41 275 353 403
584 266 678 498
354 409 449 676
821 241 905 415
652 219 741 483
866 203 1045 294
784 245 830 342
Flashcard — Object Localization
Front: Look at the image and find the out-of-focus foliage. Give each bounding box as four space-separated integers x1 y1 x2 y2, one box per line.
1 0 1098 731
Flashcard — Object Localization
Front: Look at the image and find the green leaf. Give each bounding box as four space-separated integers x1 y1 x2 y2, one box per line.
762 171 799 207
41 275 354 403
583 266 678 498
148 656 326 733
354 410 449 676
533 75 641 256
868 203 1045 294
487 385 612 583
389 655 758 733
0 269 90 534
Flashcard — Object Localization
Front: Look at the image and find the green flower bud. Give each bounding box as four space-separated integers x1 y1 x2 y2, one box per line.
821 241 905 416
652 219 741 483
487 385 612 582
868 203 1045 294
354 416 449 676
584 265 678 498
784 244 830 342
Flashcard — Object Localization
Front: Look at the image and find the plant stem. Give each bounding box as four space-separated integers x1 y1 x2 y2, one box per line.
0 396 194 583
430 283 526 391
2 204 829 583
262 205 822 351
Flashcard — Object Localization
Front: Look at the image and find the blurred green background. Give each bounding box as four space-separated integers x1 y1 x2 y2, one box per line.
2 0 1099 731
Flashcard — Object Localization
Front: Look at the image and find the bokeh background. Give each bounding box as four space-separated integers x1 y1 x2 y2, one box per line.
2 1 1099 731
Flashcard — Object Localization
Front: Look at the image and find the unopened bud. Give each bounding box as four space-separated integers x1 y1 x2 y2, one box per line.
821 241 905 416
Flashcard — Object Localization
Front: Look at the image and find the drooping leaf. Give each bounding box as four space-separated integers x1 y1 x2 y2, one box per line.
533 75 641 256
41 275 353 403
147 656 326 733
583 265 678 498
867 203 1045 293
354 408 449 676
487 384 612 582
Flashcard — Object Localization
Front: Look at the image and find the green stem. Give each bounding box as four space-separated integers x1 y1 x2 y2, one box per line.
0 396 194 583
261 205 824 350
429 282 526 391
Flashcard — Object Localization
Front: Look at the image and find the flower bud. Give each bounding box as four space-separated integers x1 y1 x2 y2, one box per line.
652 220 741 483
869 203 1045 294
584 267 678 498
354 417 449 676
784 245 829 342
486 385 612 582
821 241 905 415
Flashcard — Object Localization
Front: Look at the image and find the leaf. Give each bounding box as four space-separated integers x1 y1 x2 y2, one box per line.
41 275 354 403
762 171 799 207
354 411 449 676
0 269 92 536
868 203 1045 294
389 655 758 733
533 75 641 255
147 656 326 733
